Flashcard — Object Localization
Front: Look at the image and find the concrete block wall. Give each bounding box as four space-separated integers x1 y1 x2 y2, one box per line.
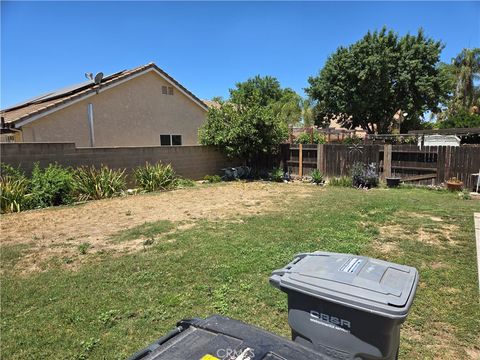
0 143 236 180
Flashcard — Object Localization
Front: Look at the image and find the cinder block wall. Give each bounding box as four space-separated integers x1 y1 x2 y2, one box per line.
0 143 236 180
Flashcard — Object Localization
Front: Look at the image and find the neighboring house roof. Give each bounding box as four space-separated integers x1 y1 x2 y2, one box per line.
1 63 208 127
202 100 221 109
328 118 366 133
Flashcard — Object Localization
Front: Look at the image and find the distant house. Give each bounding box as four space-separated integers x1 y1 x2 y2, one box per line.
0 63 208 146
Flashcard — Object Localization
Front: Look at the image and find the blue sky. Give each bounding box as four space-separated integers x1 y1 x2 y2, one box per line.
1 1 479 108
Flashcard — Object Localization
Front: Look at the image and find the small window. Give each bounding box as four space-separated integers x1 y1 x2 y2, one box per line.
172 135 182 145
160 135 171 146
162 86 168 95
168 86 174 95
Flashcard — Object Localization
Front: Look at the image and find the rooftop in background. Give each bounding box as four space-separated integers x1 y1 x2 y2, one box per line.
1 63 207 126
202 99 221 109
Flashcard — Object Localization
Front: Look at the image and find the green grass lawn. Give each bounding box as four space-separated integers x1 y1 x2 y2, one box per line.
1 185 479 359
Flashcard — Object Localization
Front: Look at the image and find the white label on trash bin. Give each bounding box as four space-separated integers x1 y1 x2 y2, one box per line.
340 258 363 273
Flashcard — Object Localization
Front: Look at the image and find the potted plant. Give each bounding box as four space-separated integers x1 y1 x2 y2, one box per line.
386 176 401 188
446 177 463 191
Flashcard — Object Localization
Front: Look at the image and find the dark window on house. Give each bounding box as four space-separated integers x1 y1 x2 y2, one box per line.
160 135 171 146
162 86 168 95
172 135 182 145
168 86 174 95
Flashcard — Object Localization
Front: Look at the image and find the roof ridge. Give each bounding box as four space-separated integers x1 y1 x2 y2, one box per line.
1 62 207 125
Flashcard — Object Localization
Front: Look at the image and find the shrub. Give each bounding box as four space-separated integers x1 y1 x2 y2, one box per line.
30 163 75 208
460 189 471 200
310 169 324 185
364 163 379 188
328 176 352 187
342 135 363 144
74 165 127 200
203 175 222 183
351 162 379 188
269 168 284 182
133 162 176 192
1 164 25 179
176 178 196 188
0 174 30 213
295 132 326 144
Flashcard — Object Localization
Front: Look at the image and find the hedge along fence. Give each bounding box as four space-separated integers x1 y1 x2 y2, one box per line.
283 144 480 189
0 162 194 214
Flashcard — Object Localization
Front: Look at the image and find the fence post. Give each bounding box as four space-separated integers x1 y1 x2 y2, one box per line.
317 144 325 174
383 144 392 179
299 143 303 178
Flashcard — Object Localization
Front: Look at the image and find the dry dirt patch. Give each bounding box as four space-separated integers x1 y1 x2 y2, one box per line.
376 212 459 248
1 182 317 273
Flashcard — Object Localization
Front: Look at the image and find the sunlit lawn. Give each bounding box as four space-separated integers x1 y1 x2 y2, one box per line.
1 185 479 359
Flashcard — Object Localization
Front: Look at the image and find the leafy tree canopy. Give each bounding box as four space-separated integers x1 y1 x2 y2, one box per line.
199 76 292 161
306 27 449 133
438 109 480 129
436 48 480 125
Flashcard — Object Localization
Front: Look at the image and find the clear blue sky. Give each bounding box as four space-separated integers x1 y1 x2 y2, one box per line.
1 1 479 108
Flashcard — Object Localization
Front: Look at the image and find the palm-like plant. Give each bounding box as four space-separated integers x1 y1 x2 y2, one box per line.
452 48 480 109
301 99 315 127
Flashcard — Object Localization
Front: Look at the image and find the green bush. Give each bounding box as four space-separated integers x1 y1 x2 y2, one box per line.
30 163 75 208
269 168 284 182
203 175 222 183
74 165 127 200
351 162 379 188
328 176 352 187
295 132 326 144
342 135 363 144
133 162 176 192
310 169 324 185
0 174 31 213
1 164 25 179
176 178 196 188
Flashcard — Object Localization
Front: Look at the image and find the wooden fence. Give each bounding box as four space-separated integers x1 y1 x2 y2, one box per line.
284 144 480 190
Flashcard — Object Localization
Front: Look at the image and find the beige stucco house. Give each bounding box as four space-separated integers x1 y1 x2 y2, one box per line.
0 63 208 146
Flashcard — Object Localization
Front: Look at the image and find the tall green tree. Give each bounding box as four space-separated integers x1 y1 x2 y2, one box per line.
440 48 480 112
452 48 480 109
229 75 303 126
301 99 315 127
271 88 303 126
199 76 291 161
434 48 480 128
306 27 449 133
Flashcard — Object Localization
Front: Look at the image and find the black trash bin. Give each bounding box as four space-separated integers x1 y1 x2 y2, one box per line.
128 315 325 360
270 251 419 360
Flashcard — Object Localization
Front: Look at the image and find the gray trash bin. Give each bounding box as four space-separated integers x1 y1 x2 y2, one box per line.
270 251 419 360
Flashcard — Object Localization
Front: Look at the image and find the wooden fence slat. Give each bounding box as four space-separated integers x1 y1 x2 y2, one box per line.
383 144 392 179
298 143 303 178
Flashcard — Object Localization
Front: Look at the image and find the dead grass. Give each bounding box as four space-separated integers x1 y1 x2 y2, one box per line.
375 212 460 250
0 182 317 273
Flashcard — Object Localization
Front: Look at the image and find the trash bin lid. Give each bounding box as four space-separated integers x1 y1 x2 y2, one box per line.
270 252 419 318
